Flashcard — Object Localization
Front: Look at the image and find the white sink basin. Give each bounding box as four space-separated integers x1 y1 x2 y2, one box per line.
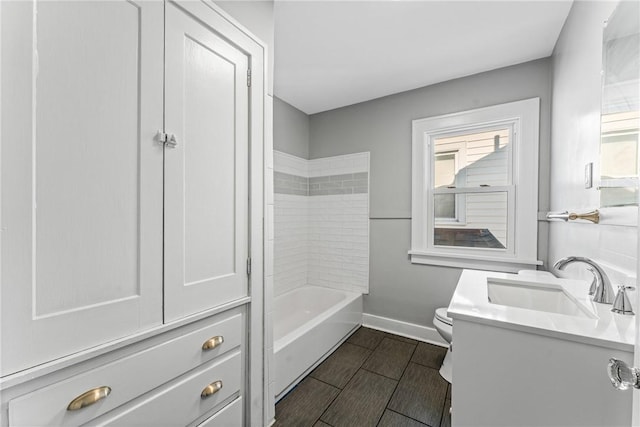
487 277 596 318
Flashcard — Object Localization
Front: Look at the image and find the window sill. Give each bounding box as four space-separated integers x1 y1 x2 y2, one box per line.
408 250 542 273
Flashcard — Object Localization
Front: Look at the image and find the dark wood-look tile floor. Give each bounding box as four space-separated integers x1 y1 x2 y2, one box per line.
275 327 451 427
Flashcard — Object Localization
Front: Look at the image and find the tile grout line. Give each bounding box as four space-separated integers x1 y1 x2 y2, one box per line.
409 343 449 371
359 333 414 383
358 362 409 382
315 329 379 427
314 369 356 426
363 333 399 427
288 376 341 426
313 384 341 427
381 335 420 346
399 360 448 425
385 408 430 427
409 342 450 426
308 371 350 391
345 338 385 352
374 341 419 426
410 361 445 373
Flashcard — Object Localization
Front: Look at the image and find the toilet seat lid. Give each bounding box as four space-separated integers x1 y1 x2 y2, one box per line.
435 308 453 326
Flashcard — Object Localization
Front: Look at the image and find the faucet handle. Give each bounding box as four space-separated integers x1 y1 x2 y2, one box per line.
612 285 635 315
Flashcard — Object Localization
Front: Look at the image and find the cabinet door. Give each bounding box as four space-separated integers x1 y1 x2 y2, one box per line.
164 2 250 322
0 0 164 375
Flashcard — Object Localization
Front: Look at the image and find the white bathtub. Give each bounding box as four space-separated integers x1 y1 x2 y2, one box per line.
274 285 362 400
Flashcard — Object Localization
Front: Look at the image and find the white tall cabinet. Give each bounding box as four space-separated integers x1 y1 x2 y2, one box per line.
0 1 265 425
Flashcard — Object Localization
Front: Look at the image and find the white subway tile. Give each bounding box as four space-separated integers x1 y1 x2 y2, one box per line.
273 152 370 296
274 151 308 176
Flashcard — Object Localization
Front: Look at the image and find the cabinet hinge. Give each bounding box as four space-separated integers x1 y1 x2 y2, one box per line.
246 257 252 276
247 68 251 87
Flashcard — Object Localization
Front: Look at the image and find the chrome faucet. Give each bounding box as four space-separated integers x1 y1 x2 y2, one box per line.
553 256 615 304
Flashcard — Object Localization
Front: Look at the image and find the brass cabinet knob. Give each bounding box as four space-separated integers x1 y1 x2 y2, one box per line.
202 335 224 351
67 386 112 411
201 380 223 399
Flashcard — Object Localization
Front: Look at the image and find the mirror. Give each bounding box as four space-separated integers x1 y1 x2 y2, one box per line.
599 1 640 207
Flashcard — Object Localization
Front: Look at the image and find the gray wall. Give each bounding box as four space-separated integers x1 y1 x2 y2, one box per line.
274 96 310 158
309 58 552 327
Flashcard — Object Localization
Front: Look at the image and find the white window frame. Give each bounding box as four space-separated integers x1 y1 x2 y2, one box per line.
410 98 541 272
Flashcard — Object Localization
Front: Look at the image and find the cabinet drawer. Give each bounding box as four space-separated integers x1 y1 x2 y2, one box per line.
197 397 242 427
8 312 242 427
91 350 241 426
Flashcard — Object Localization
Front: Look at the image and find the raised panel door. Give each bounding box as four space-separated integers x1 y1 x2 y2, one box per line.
0 0 164 375
164 1 250 322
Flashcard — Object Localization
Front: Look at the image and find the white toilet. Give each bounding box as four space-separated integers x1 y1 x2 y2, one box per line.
433 307 453 383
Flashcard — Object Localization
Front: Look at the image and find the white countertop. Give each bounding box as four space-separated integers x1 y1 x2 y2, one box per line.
448 269 636 352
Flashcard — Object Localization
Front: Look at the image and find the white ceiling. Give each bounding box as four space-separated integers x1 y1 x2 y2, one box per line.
274 1 573 114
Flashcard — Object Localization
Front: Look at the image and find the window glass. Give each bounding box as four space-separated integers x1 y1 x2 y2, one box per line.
433 128 511 188
433 192 508 249
434 153 456 220
432 127 511 249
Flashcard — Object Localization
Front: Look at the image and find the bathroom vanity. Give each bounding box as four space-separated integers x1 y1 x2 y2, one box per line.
449 269 635 427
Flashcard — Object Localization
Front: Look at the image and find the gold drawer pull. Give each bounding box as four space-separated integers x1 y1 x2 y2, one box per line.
67 386 111 411
201 380 223 399
202 335 224 351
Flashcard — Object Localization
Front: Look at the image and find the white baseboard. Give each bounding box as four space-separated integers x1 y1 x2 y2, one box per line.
362 313 447 347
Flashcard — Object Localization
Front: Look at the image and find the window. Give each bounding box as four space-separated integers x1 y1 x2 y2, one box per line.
410 98 541 272
434 151 463 222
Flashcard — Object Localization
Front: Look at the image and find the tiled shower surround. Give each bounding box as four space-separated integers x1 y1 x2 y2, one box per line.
274 172 309 196
274 151 370 296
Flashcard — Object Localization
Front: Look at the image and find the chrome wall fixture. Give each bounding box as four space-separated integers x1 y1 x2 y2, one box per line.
546 210 600 224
